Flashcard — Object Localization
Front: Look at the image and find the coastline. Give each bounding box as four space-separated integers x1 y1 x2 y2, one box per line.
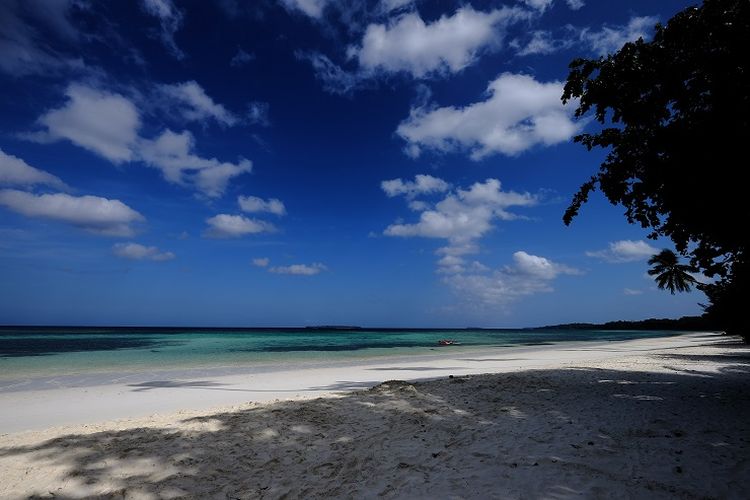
1 331 747 498
0 332 727 433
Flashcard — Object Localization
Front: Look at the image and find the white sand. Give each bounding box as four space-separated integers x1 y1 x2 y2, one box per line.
0 332 748 498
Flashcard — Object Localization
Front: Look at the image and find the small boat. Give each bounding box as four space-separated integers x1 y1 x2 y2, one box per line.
438 339 459 346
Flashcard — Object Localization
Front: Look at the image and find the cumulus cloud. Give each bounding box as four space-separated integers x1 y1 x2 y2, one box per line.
408 200 429 211
0 189 144 236
279 0 330 18
158 81 237 126
25 83 253 198
397 73 580 159
514 30 571 56
113 242 175 261
28 84 141 163
586 240 658 263
511 250 579 280
383 177 575 305
141 0 185 59
139 130 252 198
252 257 270 267
580 16 657 56
381 174 449 199
351 6 530 78
269 262 327 275
445 251 579 305
566 0 585 10
203 214 276 238
238 195 286 216
384 178 537 243
0 149 68 190
523 0 553 12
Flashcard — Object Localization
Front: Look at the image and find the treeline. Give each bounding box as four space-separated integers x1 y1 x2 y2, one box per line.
535 316 720 332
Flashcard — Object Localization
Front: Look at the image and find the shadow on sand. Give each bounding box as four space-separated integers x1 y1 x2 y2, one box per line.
1 351 749 498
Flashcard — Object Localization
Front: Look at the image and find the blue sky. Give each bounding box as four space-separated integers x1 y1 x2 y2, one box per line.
0 0 703 327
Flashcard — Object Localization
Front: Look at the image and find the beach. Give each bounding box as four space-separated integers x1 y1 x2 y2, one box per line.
1 331 748 498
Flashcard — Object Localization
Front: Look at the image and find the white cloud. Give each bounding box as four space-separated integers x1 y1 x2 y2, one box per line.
566 0 584 10
623 288 643 296
279 0 330 18
397 73 580 159
511 250 578 280
230 48 255 67
515 30 567 56
0 189 144 237
523 0 553 12
445 251 579 305
269 262 327 275
27 83 254 198
113 242 175 261
254 257 329 275
30 84 141 163
351 6 530 78
141 0 185 59
158 81 237 126
580 16 657 56
295 51 362 96
0 0 84 76
436 242 479 257
408 200 429 211
203 214 275 238
139 130 252 198
0 149 68 190
381 0 414 13
238 195 286 216
383 177 575 305
586 240 658 263
384 178 537 243
381 174 449 199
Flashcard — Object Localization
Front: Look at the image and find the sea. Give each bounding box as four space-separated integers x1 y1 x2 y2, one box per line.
0 327 683 387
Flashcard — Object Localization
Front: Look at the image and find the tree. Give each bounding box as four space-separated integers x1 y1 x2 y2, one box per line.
561 0 750 340
647 249 697 295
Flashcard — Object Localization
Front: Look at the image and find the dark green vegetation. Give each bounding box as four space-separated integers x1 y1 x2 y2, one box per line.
535 315 717 332
647 249 697 295
562 0 750 340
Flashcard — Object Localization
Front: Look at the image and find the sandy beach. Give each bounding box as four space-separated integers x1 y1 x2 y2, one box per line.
1 331 748 498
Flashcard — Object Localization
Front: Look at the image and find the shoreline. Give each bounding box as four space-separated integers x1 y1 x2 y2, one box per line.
0 331 721 434
0 330 747 498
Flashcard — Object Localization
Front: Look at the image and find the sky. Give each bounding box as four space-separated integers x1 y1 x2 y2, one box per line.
0 0 705 328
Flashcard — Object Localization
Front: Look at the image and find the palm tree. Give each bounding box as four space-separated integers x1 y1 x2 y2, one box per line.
647 249 697 294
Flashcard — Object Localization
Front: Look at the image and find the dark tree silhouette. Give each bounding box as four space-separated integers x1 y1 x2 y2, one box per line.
561 0 750 339
647 249 697 295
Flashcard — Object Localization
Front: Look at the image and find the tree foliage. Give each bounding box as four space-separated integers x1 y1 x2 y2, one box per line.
561 0 750 338
647 249 697 295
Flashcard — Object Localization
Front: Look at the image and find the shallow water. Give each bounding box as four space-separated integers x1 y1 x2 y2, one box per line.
0 327 683 381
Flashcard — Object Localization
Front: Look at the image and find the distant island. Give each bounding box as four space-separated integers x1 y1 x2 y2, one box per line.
0 317 722 332
533 315 719 332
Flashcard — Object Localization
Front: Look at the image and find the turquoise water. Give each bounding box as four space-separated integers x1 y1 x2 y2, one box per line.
0 327 684 381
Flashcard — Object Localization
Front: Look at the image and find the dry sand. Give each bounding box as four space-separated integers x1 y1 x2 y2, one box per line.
0 332 748 499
